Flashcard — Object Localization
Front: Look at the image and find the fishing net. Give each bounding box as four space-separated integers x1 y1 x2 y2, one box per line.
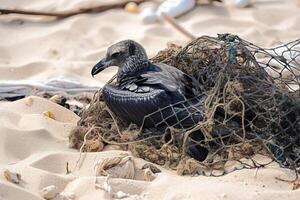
70 34 300 176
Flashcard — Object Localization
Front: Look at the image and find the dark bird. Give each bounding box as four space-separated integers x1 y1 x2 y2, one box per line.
91 40 207 161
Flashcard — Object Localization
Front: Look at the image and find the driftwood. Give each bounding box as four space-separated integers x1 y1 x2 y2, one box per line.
0 0 224 19
0 0 148 19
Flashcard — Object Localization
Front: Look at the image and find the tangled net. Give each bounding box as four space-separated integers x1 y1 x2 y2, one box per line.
70 34 300 176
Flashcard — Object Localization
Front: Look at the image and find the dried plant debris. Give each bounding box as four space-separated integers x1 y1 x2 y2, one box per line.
292 179 300 190
141 163 162 174
94 155 135 179
141 163 161 181
43 111 56 120
70 34 300 176
143 168 157 181
69 126 104 152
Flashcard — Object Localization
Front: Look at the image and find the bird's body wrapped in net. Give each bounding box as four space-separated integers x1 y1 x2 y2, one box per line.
70 34 300 176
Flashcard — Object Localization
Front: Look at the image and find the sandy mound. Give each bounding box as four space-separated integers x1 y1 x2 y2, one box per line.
1 0 300 199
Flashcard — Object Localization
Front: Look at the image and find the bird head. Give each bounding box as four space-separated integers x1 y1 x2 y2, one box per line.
91 40 149 79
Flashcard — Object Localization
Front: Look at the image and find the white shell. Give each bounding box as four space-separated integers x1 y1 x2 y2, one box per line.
234 0 252 8
40 185 59 200
57 192 76 200
224 0 252 8
140 7 158 24
156 0 196 18
3 170 21 184
114 191 130 199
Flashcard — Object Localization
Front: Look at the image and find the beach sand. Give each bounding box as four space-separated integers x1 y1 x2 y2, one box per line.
1 0 300 199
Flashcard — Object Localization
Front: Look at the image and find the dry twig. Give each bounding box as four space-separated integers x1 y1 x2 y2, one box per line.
0 0 148 19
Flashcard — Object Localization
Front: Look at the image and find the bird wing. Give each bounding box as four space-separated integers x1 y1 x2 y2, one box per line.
118 63 201 100
139 63 201 99
140 71 179 92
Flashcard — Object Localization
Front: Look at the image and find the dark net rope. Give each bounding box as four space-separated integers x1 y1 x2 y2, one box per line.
70 34 300 176
145 34 300 175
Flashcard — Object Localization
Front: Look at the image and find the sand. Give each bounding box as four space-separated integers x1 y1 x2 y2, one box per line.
1 0 300 199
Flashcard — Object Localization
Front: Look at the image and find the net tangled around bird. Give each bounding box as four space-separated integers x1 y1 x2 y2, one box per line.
70 34 300 176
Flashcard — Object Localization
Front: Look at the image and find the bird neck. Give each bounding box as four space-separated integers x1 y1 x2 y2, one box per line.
117 57 149 82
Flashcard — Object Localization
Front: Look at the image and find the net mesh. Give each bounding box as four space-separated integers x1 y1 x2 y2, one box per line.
70 34 300 176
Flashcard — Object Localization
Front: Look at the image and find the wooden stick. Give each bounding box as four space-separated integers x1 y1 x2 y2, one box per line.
0 0 148 19
160 12 196 40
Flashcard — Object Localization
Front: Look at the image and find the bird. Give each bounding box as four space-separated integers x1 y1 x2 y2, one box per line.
91 40 207 161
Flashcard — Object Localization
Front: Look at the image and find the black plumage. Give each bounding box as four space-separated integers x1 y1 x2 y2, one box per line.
91 40 207 160
102 62 204 128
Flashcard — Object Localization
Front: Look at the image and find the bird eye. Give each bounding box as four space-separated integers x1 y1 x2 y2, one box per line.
111 52 121 58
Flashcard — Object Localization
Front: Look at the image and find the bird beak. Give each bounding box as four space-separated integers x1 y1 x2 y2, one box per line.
91 57 111 77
